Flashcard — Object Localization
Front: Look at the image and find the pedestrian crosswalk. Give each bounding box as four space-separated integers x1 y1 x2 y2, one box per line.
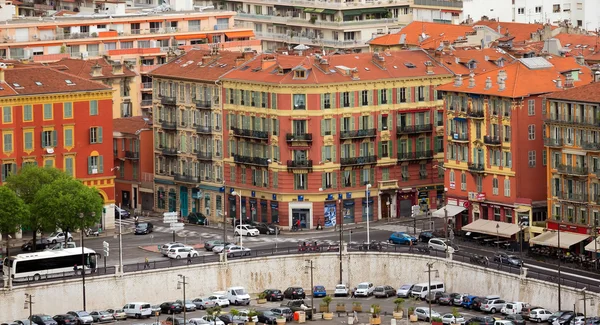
371 224 423 234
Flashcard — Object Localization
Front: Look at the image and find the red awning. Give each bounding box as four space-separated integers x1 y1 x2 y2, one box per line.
225 31 254 39
441 9 461 13
37 25 57 30
175 34 207 40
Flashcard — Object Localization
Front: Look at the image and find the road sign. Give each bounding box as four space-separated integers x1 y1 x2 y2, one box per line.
170 223 185 231
103 241 109 257
163 212 178 224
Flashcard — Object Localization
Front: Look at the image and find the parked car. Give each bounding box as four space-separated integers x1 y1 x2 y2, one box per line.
188 317 225 325
234 225 260 237
502 302 530 315
150 305 161 315
175 300 197 311
21 238 50 252
164 317 186 325
66 311 93 325
442 314 466 325
89 311 114 323
374 285 396 298
396 284 414 298
481 299 507 313
263 289 284 301
104 310 125 321
554 312 583 325
425 291 444 303
233 310 258 323
388 232 417 245
462 295 478 309
439 293 460 305
192 298 214 310
527 309 553 322
168 247 199 259
505 314 526 325
254 223 280 235
15 320 31 325
569 316 585 325
159 302 182 315
465 316 495 325
283 287 306 299
549 312 571 324
217 314 244 325
522 307 544 320
187 212 209 225
270 308 293 322
453 294 468 306
225 245 251 258
134 222 154 235
355 282 375 297
428 238 457 253
257 311 278 325
419 231 435 243
213 244 236 254
414 307 441 322
114 207 130 219
160 243 186 256
493 253 523 267
585 317 600 325
204 240 231 251
206 294 231 307
52 315 77 325
47 232 73 244
29 315 57 325
334 284 349 297
471 296 488 311
313 286 327 298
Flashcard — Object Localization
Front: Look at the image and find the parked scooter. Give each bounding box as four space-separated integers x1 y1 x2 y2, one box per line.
358 240 383 251
470 254 489 266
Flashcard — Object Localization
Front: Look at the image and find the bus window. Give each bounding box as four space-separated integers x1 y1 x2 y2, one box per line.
89 254 97 269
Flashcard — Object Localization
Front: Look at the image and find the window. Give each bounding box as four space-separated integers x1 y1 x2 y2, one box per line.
43 103 52 120
528 99 535 116
63 102 73 119
63 128 72 148
293 70 305 79
23 104 32 122
417 86 424 101
461 173 466 191
381 142 389 158
476 175 483 193
24 131 33 150
449 170 455 183
494 207 501 221
542 150 547 166
88 155 103 174
361 90 369 106
528 151 536 167
90 100 99 116
535 6 542 13
553 4 560 12
89 127 103 144
401 165 409 181
342 92 350 107
323 93 331 109
3 132 13 152
492 178 499 195
419 164 427 179
294 173 307 190
504 151 512 168
504 178 511 196
3 106 11 123
41 130 57 148
293 94 306 109
399 87 406 103
65 156 74 176
382 168 389 181
528 125 535 140
324 172 332 189
518 7 525 14
381 89 387 104
381 115 388 130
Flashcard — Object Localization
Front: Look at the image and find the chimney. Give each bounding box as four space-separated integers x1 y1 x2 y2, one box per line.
243 50 254 60
498 77 505 91
261 55 277 70
0 68 5 83
318 58 330 71
91 62 103 77
112 61 123 75
564 72 574 89
575 55 585 65
235 58 245 67
454 74 463 87
556 77 563 89
485 76 492 90
425 61 434 74
496 69 506 84
372 52 386 69
595 71 600 83
351 68 359 80
468 73 476 88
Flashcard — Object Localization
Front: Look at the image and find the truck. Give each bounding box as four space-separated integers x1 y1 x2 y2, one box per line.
280 300 314 320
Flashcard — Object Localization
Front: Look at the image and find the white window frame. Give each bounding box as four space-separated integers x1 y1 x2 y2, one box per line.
492 178 499 195
528 151 536 167
504 178 511 197
528 99 535 116
528 124 535 140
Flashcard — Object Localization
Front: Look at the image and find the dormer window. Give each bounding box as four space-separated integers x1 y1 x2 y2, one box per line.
294 70 305 79
466 60 477 69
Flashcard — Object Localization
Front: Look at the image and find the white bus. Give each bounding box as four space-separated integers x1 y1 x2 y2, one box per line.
2 247 98 281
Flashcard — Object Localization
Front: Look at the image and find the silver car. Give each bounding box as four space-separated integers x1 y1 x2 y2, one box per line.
481 299 507 314
373 285 396 298
89 311 114 323
160 242 186 256
442 314 465 325
67 311 94 325
414 307 441 322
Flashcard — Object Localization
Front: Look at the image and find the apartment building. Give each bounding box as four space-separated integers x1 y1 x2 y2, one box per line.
148 49 253 220
513 0 599 30
437 56 592 241
543 78 600 242
220 50 453 229
0 64 116 229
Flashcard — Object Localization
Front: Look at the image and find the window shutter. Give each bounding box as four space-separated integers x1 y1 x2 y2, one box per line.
351 170 356 186
321 120 326 136
271 93 277 109
52 130 57 147
332 145 336 162
368 90 373 105
98 127 103 143
378 115 382 131
378 142 382 156
351 117 355 131
369 115 374 129
320 94 324 110
395 88 400 103
387 89 392 104
424 85 430 101
331 93 336 109
387 114 392 130
88 157 92 174
350 91 355 107
99 156 104 173
360 170 364 184
359 145 364 156
358 116 364 129
407 140 412 152
407 87 412 102
275 120 279 135
225 89 230 104
321 147 326 162
322 174 326 189
332 172 337 189
332 118 336 134
370 168 375 184
1 167 5 182
377 89 381 105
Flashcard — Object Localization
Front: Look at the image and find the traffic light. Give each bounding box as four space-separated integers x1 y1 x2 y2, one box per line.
103 241 109 257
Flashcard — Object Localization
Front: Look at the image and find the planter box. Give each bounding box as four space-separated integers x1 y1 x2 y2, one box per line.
352 306 362 312
319 305 328 313
409 315 418 322
246 322 256 325
257 299 267 304
323 312 334 320
393 311 403 320
276 319 286 325
369 317 381 325
432 322 443 325
336 306 346 312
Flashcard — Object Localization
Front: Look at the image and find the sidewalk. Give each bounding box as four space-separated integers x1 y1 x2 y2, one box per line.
3 228 127 250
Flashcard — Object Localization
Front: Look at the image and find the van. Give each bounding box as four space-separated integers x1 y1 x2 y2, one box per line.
227 286 251 305
410 281 445 299
501 302 529 315
122 302 152 318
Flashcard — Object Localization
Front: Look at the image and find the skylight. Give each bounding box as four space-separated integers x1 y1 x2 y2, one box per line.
404 62 416 68
35 81 42 86
65 80 74 85
13 83 20 87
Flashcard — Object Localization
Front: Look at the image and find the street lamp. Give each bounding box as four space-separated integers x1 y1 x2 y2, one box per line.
231 191 243 247
425 262 439 325
386 199 391 223
24 293 34 320
177 275 188 325
496 223 500 254
366 183 372 243
319 187 344 285
305 260 315 318
544 226 564 310
79 211 94 311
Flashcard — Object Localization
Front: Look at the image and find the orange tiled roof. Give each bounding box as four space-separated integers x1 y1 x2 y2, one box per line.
222 50 453 85
553 33 598 57
544 81 600 103
435 47 515 75
474 20 555 43
369 21 475 50
150 49 255 82
113 116 151 135
49 58 136 80
437 56 592 98
0 66 110 96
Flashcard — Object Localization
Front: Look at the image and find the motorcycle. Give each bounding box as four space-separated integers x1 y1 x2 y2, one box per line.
470 254 489 266
358 241 382 251
84 228 100 237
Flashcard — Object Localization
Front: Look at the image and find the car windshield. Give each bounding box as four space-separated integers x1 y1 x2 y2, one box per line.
400 285 411 290
40 316 53 321
263 311 274 316
336 285 346 289
116 310 123 313
315 286 324 290
234 289 247 295
374 287 383 291
78 312 90 317
358 284 369 289
413 286 423 292
137 223 148 228
551 312 563 317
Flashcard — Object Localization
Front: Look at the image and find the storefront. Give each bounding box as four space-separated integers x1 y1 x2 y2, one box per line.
397 190 416 218
343 200 355 224
271 202 279 224
362 197 374 221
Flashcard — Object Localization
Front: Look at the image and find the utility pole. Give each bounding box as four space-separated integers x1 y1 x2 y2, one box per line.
305 260 315 319
118 204 123 275
425 262 438 325
24 293 34 320
178 275 188 325
338 194 343 284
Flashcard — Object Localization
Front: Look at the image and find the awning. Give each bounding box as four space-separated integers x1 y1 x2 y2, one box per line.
514 207 529 213
342 9 363 16
294 6 304 9
585 238 600 253
312 8 325 13
362 8 389 14
38 25 57 30
530 231 590 249
304 8 314 13
432 205 465 218
225 31 254 39
175 34 207 40
322 9 337 15
461 219 522 238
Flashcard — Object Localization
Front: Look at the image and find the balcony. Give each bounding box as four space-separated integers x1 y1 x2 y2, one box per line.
197 151 213 161
174 174 201 184
161 96 177 106
233 154 269 167
196 125 212 134
449 133 469 142
141 100 153 107
161 147 178 156
238 13 397 27
378 180 399 190
397 150 434 162
544 137 563 147
397 124 433 135
340 156 377 167
483 135 502 146
557 191 588 203
413 0 463 8
286 133 313 145
286 160 313 171
468 163 485 173
582 141 600 151
254 31 368 48
467 110 484 119
160 120 177 130
339 128 376 140
557 164 588 176
141 82 152 90
124 151 139 159
231 127 269 140
194 99 211 109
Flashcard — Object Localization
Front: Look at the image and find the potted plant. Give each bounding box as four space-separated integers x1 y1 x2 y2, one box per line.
276 315 286 325
320 302 328 313
408 307 417 322
230 308 239 319
352 302 362 312
432 316 443 325
451 308 461 325
206 306 222 325
257 292 267 304
369 304 381 325
393 298 405 319
322 296 333 320
336 302 346 313
246 309 258 325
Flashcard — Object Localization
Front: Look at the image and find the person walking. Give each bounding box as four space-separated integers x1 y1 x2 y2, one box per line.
296 219 301 231
353 310 359 324
144 257 150 269
350 287 356 298
187 252 192 265
409 239 414 252
73 264 78 276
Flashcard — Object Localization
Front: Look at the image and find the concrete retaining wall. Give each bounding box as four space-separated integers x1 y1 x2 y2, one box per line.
1 253 596 321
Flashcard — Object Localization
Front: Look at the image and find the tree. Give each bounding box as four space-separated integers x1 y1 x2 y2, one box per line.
5 165 69 249
32 178 103 236
0 186 28 256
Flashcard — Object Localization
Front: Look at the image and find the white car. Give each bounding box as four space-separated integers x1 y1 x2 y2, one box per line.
47 231 73 244
207 294 230 307
225 245 251 258
570 316 586 325
213 244 236 254
428 238 457 253
160 242 186 256
234 310 259 323
234 225 260 237
334 284 349 297
167 247 199 259
189 316 225 325
442 314 465 325
354 282 374 297
414 307 441 322
528 309 553 322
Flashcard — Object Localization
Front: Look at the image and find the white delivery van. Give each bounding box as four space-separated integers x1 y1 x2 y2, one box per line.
123 302 152 318
410 281 445 299
227 286 251 305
